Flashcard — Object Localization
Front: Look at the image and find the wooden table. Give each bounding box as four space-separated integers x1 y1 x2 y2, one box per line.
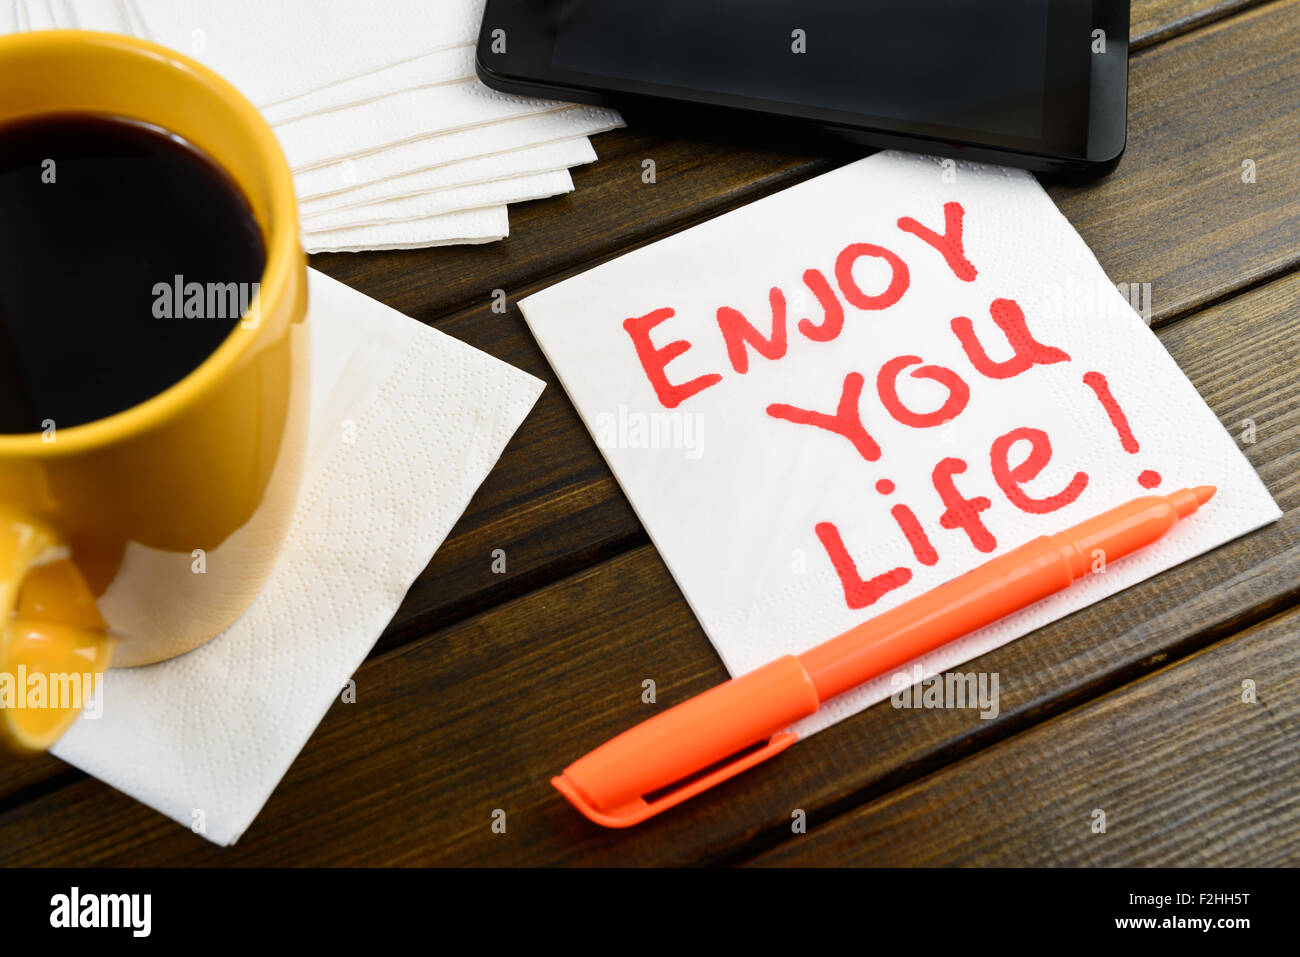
3 0 1298 866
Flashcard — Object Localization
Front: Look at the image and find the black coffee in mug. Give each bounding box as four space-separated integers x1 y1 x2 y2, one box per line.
0 113 266 434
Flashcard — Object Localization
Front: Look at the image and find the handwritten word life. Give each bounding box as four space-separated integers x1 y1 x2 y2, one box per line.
620 203 1153 610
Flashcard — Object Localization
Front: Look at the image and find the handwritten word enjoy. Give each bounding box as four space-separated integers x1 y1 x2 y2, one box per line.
622 202 978 409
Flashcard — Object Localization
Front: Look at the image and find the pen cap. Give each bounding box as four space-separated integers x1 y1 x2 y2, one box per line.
556 655 819 825
1049 487 1213 577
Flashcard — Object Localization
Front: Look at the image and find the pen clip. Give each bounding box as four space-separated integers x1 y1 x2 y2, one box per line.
552 731 799 828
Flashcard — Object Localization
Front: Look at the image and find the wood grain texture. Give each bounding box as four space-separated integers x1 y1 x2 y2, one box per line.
1130 0 1270 49
1048 0 1300 328
2 266 1295 865
748 605 1300 866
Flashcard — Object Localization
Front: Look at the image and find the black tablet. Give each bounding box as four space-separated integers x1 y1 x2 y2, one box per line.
476 0 1128 176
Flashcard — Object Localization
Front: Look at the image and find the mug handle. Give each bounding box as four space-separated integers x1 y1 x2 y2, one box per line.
0 509 115 755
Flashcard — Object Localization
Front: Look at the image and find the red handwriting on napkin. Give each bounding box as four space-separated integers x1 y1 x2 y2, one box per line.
622 202 1159 611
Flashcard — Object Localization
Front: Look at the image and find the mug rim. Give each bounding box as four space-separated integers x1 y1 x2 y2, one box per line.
0 29 300 459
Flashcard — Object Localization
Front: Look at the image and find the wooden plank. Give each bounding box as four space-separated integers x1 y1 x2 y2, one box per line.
0 763 80 817
1131 0 1267 49
1048 0 1300 328
749 605 1300 866
1 266 1295 865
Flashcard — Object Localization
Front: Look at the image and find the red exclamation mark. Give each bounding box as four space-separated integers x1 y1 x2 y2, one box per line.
1082 371 1162 489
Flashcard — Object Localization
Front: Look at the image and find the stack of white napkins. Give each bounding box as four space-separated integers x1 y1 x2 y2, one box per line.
7 0 624 252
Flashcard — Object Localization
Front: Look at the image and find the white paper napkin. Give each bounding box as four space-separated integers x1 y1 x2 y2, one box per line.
260 45 472 127
275 66 590 173
19 0 53 29
520 151 1282 738
304 205 509 253
293 106 621 201
52 269 544 845
129 0 485 107
300 137 596 214
303 168 573 231
45 0 135 32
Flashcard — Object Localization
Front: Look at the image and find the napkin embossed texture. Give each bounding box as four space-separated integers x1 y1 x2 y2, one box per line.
302 169 574 231
304 205 510 253
130 0 484 107
53 269 544 845
292 107 618 201
520 151 1281 738
299 137 597 214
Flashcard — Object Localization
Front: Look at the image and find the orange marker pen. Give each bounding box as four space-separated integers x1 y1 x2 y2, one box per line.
553 486 1216 827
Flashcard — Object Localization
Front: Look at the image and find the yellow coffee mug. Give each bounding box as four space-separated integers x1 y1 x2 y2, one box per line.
0 31 309 753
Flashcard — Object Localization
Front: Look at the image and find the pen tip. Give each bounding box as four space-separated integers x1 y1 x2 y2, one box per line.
1193 485 1217 505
